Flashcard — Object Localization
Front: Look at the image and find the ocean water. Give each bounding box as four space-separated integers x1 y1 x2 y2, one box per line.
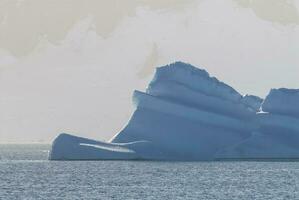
1 145 299 200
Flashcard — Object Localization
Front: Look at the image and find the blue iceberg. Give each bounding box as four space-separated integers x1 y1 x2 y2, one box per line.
49 62 299 160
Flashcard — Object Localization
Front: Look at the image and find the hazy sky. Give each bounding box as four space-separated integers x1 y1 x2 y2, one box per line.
1 0 299 143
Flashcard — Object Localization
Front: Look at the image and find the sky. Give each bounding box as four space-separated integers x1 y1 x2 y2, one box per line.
0 0 299 143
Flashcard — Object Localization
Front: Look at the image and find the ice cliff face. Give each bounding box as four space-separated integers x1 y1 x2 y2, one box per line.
49 62 298 161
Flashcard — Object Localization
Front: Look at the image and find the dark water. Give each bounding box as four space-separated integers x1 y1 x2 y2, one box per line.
1 144 299 200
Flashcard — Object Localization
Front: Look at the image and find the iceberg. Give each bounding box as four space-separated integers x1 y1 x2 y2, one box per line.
49 62 299 160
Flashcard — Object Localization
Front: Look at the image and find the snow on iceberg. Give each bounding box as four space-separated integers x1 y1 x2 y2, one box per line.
49 62 299 161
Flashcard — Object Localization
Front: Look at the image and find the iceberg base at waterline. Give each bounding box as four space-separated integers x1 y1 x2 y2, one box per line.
49 62 299 161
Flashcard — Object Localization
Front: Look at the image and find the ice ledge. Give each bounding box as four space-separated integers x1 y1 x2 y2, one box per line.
49 133 139 160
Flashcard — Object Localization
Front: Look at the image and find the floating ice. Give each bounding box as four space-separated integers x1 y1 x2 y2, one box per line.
49 62 299 160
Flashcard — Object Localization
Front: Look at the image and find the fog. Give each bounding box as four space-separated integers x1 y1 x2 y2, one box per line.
0 0 298 143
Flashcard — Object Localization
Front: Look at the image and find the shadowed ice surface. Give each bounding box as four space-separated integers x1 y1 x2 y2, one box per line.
1 144 299 200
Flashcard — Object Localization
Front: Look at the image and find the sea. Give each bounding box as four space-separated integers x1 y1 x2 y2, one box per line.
0 144 299 200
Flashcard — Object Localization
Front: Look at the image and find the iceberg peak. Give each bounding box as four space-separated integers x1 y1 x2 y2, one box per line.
147 62 242 104
262 88 299 117
156 61 210 79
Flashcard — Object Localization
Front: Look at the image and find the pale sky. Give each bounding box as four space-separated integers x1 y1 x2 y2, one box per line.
0 0 299 143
